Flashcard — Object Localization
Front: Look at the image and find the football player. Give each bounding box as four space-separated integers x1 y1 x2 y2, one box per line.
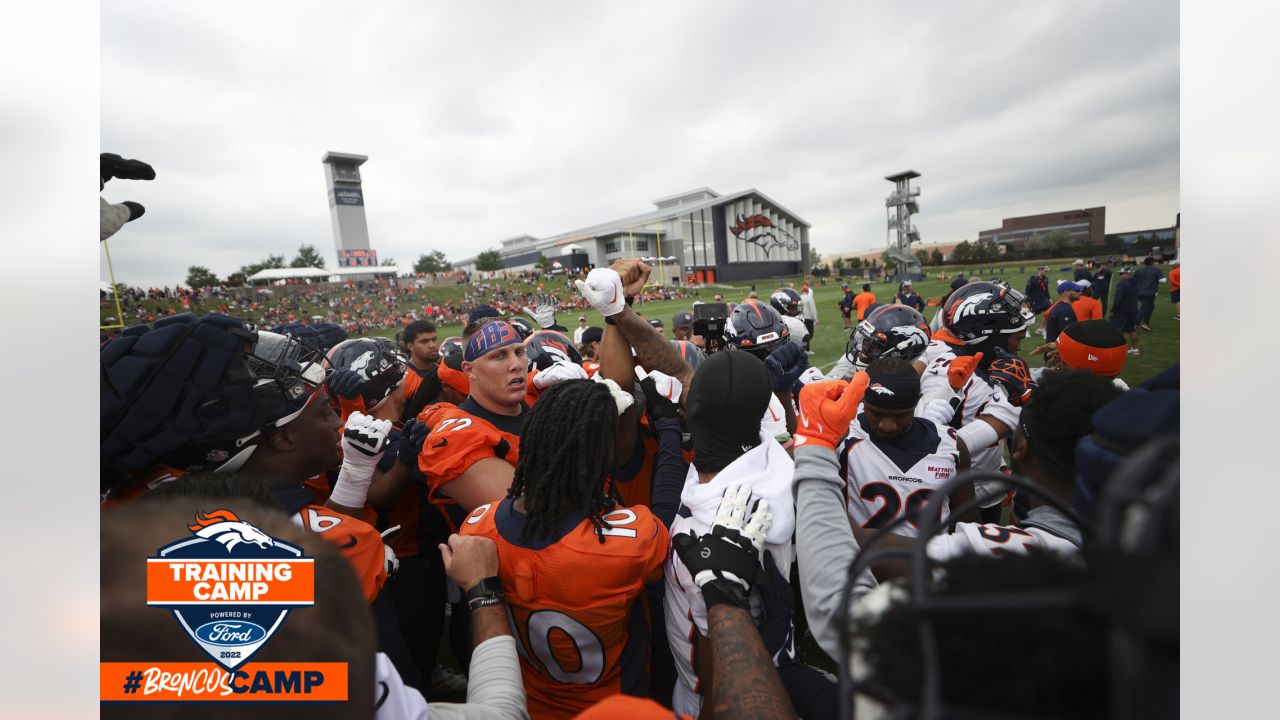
100 314 416 681
725 299 804 445
826 303 932 380
769 287 810 351
664 350 798 718
416 319 530 531
917 282 1037 515
792 368 1124 664
401 320 440 402
838 357 975 536
460 380 669 719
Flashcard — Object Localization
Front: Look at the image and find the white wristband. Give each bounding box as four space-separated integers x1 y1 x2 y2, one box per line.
329 463 375 508
957 419 1000 454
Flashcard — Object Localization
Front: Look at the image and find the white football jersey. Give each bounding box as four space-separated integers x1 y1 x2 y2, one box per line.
926 506 1082 561
664 437 796 718
781 315 809 350
839 415 960 537
919 347 1021 467
761 392 791 445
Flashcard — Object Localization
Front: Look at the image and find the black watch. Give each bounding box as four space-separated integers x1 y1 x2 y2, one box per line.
465 576 505 603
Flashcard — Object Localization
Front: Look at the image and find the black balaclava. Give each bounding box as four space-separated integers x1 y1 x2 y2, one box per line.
685 350 771 473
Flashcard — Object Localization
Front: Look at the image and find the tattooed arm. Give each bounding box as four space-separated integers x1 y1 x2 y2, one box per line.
609 258 695 401
706 604 797 720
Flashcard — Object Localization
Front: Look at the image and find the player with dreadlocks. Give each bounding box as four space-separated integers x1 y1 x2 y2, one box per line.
460 379 669 720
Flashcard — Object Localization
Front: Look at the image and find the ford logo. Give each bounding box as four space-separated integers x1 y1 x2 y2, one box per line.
194 621 267 647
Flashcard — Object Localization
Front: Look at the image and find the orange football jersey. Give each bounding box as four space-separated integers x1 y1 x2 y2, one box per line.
402 362 435 405
461 498 670 720
417 398 525 531
292 503 388 603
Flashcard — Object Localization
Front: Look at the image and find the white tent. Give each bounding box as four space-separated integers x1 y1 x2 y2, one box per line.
247 266 402 284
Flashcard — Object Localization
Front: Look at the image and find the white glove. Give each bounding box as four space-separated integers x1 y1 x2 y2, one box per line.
591 375 635 415
635 366 683 401
532 361 589 389
693 485 771 593
330 412 392 508
798 366 825 385
381 526 401 576
574 268 627 317
531 292 557 329
919 398 959 426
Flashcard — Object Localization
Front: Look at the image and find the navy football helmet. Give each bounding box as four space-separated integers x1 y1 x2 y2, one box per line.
725 299 788 359
523 330 583 372
846 304 932 369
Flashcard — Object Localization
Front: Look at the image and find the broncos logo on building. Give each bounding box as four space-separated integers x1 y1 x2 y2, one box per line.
730 213 799 258
188 510 276 552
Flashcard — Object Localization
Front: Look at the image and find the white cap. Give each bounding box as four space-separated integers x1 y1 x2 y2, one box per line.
1076 278 1091 288
1170 259 1180 267
1073 258 1084 265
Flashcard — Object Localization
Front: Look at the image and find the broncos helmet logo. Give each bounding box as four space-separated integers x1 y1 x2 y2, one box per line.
868 384 896 396
949 292 994 323
188 510 276 552
889 325 930 355
348 350 375 380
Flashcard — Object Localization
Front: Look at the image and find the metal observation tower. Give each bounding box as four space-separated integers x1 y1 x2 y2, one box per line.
885 170 923 282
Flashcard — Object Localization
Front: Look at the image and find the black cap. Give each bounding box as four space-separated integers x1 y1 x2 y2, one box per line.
672 311 693 329
581 327 603 344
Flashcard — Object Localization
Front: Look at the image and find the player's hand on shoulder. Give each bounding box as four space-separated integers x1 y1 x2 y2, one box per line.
672 484 772 610
439 534 500 594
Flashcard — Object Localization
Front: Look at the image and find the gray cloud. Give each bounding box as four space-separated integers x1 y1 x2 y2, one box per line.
102 0 1178 287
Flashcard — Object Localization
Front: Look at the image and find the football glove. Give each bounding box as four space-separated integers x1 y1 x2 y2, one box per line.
573 267 627 317
671 485 772 610
328 369 367 401
531 292 558 329
919 397 961 426
987 350 1035 406
797 366 826 385
947 351 984 391
532 360 588 389
381 526 401 576
395 418 430 470
330 412 392 508
764 342 809 392
795 374 868 450
636 368 681 420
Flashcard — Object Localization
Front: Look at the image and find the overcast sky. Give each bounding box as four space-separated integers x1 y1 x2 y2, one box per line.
101 0 1178 288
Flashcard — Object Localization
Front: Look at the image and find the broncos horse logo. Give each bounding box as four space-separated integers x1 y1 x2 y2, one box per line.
730 213 799 258
188 510 276 552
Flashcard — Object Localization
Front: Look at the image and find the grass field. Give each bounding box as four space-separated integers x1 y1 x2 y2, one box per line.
102 258 1179 387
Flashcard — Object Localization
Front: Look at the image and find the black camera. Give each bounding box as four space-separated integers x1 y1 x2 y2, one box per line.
692 302 729 353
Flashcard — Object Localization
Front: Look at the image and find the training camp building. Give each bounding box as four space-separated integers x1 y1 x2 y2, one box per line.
454 188 811 283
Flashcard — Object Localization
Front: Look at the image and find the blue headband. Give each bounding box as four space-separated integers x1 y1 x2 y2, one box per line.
465 320 522 361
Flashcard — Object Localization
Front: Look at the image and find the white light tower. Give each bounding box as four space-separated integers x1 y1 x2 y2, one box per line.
321 151 377 268
885 170 923 282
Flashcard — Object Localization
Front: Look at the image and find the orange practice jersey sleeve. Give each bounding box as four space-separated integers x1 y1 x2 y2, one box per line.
293 504 388 603
461 499 669 720
416 403 521 527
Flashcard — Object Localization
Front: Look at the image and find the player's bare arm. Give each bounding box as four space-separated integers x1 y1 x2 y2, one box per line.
599 317 640 461
707 604 797 720
440 534 511 645
445 457 516 512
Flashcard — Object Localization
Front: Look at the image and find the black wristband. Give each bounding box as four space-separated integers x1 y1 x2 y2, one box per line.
464 576 504 603
701 581 752 611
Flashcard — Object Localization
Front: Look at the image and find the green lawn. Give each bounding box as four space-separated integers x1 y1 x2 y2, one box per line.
101 260 1178 386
